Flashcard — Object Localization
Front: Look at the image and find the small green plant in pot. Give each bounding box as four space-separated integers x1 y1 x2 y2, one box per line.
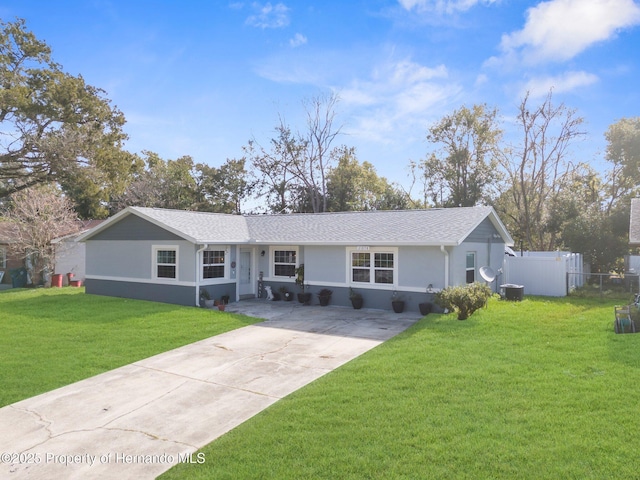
200 289 214 309
435 282 492 320
295 265 312 304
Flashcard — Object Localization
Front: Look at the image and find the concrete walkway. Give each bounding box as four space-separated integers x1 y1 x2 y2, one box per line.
0 301 421 479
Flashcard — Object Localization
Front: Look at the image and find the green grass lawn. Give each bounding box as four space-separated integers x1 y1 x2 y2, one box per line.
0 288 260 407
161 296 640 479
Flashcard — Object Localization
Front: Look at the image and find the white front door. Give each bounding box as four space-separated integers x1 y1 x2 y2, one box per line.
239 249 254 296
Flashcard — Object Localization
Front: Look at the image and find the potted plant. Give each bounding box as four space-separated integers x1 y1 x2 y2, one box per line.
218 294 230 311
349 288 363 309
295 265 312 304
391 291 405 313
200 289 215 309
318 288 333 306
419 285 434 316
279 286 292 301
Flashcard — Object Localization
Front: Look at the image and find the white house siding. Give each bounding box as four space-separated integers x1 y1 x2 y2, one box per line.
54 240 87 282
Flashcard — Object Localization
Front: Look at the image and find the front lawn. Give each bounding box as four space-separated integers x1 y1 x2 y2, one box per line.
161 296 640 479
0 288 260 407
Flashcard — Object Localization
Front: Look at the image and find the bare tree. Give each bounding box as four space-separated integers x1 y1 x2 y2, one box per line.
298 92 342 212
498 90 586 251
246 92 342 213
244 120 305 213
4 185 79 285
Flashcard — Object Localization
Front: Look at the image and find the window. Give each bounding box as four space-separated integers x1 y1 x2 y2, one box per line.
154 246 178 280
466 252 476 283
203 250 225 279
351 250 395 285
273 249 297 277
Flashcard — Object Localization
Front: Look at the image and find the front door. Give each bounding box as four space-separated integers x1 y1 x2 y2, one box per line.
239 249 254 296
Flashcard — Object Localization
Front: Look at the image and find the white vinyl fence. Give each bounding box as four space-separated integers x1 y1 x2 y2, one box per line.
503 252 584 297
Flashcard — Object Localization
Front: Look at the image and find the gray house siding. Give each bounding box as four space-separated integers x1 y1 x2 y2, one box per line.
304 246 346 284
86 278 195 306
88 214 183 241
86 240 196 282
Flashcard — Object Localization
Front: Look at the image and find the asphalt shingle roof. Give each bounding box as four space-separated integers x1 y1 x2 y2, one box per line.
129 207 251 243
245 207 500 245
80 205 512 246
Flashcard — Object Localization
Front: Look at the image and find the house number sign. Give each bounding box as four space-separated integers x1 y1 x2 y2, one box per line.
356 246 370 251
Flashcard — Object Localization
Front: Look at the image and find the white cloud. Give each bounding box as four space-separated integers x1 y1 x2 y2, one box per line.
398 0 498 14
245 2 290 29
500 0 640 65
520 70 599 98
289 33 307 47
340 58 460 143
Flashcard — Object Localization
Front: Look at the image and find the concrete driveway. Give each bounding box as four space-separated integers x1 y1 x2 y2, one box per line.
0 301 421 479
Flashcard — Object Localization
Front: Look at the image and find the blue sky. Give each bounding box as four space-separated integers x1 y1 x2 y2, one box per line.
2 0 640 190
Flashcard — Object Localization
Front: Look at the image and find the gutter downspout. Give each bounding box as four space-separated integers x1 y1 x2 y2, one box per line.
195 244 209 306
440 245 449 288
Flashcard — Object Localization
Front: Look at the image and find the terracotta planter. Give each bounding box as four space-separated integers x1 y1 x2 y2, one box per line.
69 280 83 288
218 304 226 311
51 274 63 288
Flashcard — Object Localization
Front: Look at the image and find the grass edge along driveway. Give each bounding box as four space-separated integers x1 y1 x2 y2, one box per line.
161 296 640 479
0 288 261 407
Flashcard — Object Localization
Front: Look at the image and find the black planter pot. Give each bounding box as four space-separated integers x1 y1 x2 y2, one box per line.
297 292 312 305
392 300 405 313
419 302 433 316
350 296 364 309
318 295 331 306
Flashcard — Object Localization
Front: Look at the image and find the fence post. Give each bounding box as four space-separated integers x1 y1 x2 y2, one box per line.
600 274 603 297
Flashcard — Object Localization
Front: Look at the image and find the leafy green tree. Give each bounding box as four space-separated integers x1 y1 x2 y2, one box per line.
326 147 409 211
195 158 253 214
110 152 198 212
0 19 135 204
603 117 640 213
419 104 502 207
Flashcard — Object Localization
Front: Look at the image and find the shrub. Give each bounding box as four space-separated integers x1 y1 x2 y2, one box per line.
435 282 492 320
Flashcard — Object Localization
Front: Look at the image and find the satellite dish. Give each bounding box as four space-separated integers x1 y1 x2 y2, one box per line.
479 266 496 283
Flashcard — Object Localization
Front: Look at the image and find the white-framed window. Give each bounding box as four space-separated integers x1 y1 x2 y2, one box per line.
0 246 6 269
153 245 178 280
272 248 298 278
202 249 225 279
349 248 397 286
466 252 476 283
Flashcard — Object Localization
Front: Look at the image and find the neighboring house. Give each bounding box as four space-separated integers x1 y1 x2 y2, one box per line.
0 220 103 287
78 206 514 311
0 222 23 285
52 220 105 284
629 198 640 247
